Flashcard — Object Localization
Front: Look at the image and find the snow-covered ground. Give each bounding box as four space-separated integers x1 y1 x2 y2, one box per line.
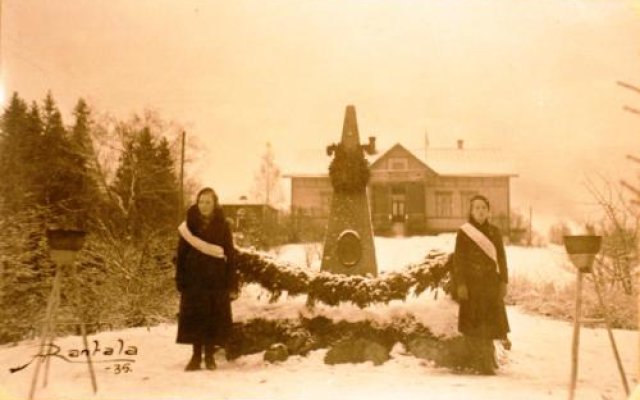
0 310 636 400
277 235 576 286
0 236 637 400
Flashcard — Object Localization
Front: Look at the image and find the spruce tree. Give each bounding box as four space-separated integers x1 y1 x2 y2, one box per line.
0 93 32 210
69 98 100 223
39 92 88 223
113 126 179 237
71 98 92 150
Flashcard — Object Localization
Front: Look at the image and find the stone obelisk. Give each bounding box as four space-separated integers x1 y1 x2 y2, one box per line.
320 105 378 277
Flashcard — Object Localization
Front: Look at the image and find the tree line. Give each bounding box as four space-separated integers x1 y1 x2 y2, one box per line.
0 92 184 343
0 92 181 234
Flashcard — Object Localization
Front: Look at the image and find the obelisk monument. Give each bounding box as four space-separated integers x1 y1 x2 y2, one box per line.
320 105 378 276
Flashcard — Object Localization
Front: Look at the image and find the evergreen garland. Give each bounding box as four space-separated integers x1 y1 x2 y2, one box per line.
328 145 370 193
234 249 452 308
226 315 473 372
226 315 435 360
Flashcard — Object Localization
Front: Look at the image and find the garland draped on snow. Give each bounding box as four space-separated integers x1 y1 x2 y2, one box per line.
226 316 480 370
234 249 453 308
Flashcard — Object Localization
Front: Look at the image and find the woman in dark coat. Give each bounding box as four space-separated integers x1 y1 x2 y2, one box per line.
453 195 510 375
175 187 239 371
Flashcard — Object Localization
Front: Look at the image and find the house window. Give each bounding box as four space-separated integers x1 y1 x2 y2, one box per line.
388 157 408 170
460 191 479 217
435 191 453 217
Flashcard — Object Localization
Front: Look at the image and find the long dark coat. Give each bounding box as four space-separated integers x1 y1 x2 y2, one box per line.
175 205 239 345
453 220 510 339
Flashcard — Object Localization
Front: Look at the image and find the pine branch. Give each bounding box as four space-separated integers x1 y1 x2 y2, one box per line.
623 105 640 116
626 154 640 164
620 179 640 199
617 80 640 94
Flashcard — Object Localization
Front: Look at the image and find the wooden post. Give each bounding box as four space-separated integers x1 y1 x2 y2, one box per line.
592 270 630 396
568 271 582 400
79 322 98 393
73 263 97 394
29 268 62 400
528 206 533 247
42 276 62 388
637 224 640 389
178 130 186 223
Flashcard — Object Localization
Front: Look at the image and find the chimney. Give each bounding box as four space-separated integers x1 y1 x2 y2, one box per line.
457 139 464 150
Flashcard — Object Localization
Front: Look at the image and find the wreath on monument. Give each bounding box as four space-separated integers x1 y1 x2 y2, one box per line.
328 145 370 193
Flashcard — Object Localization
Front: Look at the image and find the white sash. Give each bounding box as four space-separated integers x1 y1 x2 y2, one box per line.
460 222 498 272
178 222 226 259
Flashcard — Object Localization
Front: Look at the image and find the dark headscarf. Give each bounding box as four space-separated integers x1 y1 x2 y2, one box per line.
186 187 225 239
468 194 491 228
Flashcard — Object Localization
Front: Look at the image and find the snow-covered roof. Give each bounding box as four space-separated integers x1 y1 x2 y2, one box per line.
407 146 517 177
283 147 332 177
285 143 517 178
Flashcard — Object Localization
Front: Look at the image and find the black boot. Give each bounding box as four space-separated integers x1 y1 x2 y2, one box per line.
204 344 216 370
185 344 202 371
478 340 496 375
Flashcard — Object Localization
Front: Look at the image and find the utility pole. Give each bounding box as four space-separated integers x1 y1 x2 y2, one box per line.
528 206 533 246
178 131 186 222
265 142 271 206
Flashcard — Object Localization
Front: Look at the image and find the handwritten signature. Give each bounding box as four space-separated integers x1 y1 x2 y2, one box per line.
9 339 138 374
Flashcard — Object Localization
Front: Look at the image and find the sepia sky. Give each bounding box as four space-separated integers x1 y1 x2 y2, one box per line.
4 0 640 232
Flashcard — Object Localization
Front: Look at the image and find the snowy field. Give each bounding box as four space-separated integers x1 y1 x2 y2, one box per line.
0 235 637 400
277 234 576 286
